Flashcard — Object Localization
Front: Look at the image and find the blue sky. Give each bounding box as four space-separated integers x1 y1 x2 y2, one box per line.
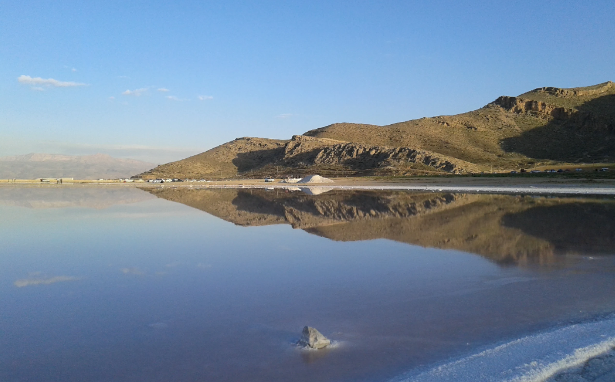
1 0 614 163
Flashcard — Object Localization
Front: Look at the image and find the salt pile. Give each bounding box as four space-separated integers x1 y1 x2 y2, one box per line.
297 175 334 184
300 187 331 195
281 177 302 183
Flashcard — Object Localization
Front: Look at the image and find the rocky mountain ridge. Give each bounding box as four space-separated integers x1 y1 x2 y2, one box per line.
138 81 615 179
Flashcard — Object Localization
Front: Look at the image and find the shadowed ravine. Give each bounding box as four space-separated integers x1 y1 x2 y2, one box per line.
142 188 615 265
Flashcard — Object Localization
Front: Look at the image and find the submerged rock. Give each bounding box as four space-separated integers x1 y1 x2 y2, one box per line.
298 326 330 349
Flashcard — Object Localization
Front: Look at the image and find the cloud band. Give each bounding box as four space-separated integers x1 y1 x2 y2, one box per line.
18 75 87 87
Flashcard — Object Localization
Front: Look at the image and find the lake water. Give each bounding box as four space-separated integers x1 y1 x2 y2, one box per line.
1 185 615 382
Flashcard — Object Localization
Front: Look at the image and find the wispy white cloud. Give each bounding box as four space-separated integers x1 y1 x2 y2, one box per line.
198 95 213 101
122 88 148 96
166 95 188 101
157 88 169 92
18 75 87 88
31 87 45 92
276 113 293 119
71 68 77 72
118 75 130 79
121 267 145 276
14 275 81 288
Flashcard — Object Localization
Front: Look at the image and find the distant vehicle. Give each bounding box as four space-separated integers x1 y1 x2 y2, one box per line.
575 168 583 172
510 171 517 174
600 168 610 172
530 170 541 173
264 177 275 182
557 169 564 173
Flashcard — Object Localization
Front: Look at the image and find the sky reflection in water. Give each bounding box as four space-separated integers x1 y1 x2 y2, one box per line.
1 186 615 382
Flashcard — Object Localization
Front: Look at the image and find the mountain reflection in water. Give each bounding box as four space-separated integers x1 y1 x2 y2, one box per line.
4 186 615 382
143 187 615 265
0 186 155 209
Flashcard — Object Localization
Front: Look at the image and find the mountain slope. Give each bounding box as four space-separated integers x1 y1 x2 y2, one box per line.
138 81 615 179
305 81 615 166
139 137 289 179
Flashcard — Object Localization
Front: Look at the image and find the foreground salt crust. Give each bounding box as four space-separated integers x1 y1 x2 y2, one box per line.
547 350 615 381
391 315 615 382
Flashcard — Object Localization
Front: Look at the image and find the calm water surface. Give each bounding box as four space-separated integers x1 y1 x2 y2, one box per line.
1 186 615 382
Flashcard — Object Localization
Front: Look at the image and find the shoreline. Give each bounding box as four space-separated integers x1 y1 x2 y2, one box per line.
148 183 615 196
2 177 615 196
396 314 615 382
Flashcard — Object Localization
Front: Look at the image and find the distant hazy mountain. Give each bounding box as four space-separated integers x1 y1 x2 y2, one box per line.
0 153 155 179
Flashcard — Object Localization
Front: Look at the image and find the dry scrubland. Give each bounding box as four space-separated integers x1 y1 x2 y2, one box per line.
138 81 615 180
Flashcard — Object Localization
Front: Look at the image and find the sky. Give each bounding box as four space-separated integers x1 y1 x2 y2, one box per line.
1 0 614 164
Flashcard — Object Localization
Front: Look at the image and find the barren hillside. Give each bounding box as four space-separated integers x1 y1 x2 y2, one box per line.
138 81 615 179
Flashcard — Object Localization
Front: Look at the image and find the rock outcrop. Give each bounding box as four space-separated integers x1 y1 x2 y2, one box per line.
298 326 330 349
492 96 615 133
493 96 578 120
533 81 614 98
281 135 477 174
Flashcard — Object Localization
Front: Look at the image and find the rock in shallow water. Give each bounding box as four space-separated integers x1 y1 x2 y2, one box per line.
298 326 330 349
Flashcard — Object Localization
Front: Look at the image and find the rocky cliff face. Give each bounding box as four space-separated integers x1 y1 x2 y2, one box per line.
493 96 577 119
492 96 614 133
280 135 479 174
532 81 614 98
